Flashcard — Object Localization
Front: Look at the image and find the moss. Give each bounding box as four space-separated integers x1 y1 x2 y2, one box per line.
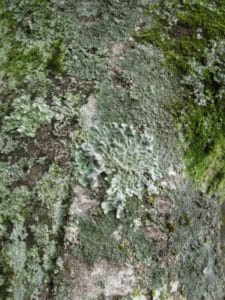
181 101 225 194
46 39 66 74
176 1 225 39
1 38 66 87
0 0 69 93
135 28 207 75
135 26 207 74
3 43 42 81
135 1 225 195
166 222 176 233
0 2 16 36
134 24 165 48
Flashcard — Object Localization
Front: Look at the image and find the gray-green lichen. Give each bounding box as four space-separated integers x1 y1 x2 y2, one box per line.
2 95 54 137
0 164 69 298
75 123 160 218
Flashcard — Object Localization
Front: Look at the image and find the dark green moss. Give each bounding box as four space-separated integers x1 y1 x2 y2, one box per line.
135 27 207 74
167 222 176 233
134 24 165 48
46 39 66 75
3 43 42 81
176 2 225 39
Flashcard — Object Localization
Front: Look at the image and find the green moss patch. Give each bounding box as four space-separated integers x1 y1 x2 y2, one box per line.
135 1 225 195
46 39 66 75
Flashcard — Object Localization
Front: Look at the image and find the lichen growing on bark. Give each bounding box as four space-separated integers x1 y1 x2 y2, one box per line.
0 0 225 299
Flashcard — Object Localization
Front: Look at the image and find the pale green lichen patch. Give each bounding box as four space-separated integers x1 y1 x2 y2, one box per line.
0 164 70 299
2 95 54 137
74 123 160 218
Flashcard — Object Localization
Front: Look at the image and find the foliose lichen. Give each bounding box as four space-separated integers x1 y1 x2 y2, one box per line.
74 122 160 218
0 164 70 299
2 95 54 137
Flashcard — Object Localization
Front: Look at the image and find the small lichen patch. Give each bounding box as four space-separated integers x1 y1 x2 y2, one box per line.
2 95 54 137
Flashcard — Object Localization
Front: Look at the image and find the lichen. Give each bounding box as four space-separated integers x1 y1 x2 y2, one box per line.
2 95 54 137
74 123 160 218
1 0 225 298
0 164 70 299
